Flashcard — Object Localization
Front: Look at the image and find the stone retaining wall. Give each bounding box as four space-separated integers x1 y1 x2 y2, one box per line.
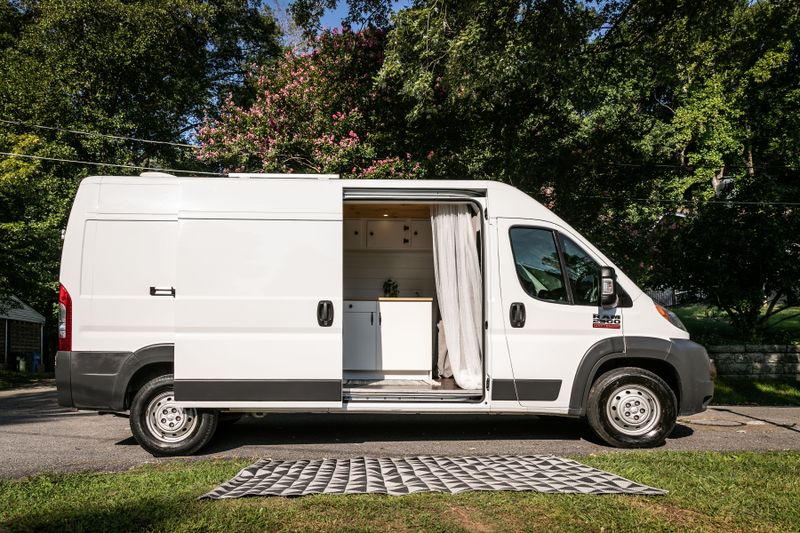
707 345 800 380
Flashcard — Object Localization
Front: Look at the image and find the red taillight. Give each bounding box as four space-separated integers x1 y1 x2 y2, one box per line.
58 283 72 351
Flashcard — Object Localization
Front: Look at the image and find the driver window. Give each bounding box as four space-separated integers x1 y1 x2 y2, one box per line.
509 227 568 303
559 234 600 306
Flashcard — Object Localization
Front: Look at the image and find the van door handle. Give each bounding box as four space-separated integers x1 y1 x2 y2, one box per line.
317 300 334 327
150 286 175 297
510 302 526 328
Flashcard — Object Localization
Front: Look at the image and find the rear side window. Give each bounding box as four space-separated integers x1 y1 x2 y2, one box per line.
559 234 600 306
509 227 568 303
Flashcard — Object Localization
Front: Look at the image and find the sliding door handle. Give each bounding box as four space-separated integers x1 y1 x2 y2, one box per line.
150 286 175 297
510 302 526 328
317 300 334 327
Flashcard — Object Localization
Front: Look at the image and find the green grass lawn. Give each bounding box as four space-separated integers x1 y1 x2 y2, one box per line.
672 304 800 345
2 452 799 532
712 378 800 406
0 370 53 390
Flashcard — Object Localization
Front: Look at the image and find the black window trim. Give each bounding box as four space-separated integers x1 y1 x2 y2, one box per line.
508 224 633 308
553 230 575 304
508 225 572 306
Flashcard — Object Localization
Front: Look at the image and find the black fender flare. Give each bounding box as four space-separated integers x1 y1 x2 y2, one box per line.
568 336 677 416
110 344 174 410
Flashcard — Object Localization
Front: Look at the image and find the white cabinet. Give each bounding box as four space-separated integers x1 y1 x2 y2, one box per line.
366 220 410 249
410 220 433 249
344 219 431 250
378 299 432 375
343 220 365 249
343 299 432 379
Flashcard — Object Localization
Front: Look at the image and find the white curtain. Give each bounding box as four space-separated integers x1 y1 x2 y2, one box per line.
431 204 483 390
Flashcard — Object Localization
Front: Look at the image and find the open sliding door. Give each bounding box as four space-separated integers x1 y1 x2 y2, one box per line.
174 178 343 408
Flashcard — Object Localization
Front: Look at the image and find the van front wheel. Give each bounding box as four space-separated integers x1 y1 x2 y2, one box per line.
130 373 218 456
587 367 676 448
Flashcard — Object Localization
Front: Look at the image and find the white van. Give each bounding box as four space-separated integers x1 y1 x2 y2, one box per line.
55 173 713 456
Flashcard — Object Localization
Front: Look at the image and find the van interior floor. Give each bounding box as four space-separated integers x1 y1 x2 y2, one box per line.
343 378 483 402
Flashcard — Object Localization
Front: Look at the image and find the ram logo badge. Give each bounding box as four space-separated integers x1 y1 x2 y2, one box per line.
593 314 621 329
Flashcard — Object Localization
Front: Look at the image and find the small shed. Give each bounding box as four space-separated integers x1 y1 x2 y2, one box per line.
1 296 46 373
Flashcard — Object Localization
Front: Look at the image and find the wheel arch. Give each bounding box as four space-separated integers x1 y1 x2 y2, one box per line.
568 336 681 416
112 344 174 411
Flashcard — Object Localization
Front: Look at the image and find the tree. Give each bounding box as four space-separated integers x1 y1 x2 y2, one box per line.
198 27 425 178
581 0 800 338
289 0 394 38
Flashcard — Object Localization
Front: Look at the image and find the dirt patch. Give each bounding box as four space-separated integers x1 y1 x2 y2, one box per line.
446 503 493 532
626 497 742 531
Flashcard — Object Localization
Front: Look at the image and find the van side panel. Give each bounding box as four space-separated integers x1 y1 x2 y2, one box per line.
81 219 177 352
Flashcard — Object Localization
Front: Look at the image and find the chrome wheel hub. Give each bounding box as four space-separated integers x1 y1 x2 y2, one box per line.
606 384 661 436
145 391 198 443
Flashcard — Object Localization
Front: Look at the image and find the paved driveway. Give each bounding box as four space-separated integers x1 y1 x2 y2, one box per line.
1 383 798 478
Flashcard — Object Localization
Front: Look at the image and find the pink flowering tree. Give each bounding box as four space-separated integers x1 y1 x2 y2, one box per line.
197 28 424 179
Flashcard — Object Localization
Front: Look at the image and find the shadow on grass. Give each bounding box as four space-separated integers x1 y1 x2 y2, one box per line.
712 378 800 406
5 495 203 532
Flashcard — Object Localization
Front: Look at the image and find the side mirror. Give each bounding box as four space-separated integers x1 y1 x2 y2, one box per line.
600 266 618 309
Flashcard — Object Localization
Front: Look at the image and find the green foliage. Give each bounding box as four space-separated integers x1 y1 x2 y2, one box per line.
672 304 800 346
713 378 800 406
198 27 425 178
290 0 394 38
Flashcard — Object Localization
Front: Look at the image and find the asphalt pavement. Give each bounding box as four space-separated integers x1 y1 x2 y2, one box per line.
1 383 798 479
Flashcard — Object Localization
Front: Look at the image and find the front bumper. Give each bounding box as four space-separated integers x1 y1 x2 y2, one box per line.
668 339 714 415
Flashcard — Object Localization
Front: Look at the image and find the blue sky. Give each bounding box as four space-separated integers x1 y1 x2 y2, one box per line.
318 0 413 31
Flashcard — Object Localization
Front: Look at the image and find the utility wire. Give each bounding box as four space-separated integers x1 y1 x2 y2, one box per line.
0 151 223 176
584 195 800 207
611 161 797 171
0 118 198 149
521 191 800 207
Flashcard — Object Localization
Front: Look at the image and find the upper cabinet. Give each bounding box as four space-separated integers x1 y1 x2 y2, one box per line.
367 220 410 249
343 219 365 250
345 219 432 250
410 220 433 249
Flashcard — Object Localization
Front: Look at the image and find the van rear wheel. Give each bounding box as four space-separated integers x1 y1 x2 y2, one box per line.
587 367 676 448
130 373 218 456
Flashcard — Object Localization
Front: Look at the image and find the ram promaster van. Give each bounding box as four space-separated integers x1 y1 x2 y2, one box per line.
55 173 713 456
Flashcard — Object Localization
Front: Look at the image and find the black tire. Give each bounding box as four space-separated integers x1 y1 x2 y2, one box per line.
586 367 677 448
129 373 218 457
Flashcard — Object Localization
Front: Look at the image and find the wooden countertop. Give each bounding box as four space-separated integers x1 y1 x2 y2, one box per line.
345 297 433 302
378 297 433 302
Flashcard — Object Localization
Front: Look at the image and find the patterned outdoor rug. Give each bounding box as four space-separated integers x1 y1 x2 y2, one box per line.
201 455 666 499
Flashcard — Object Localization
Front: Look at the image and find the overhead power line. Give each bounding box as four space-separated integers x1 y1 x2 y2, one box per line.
611 161 797 171
521 190 800 207
585 195 800 207
0 151 223 176
0 118 198 149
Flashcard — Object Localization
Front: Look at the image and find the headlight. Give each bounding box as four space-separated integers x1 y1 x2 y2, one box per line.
655 303 687 332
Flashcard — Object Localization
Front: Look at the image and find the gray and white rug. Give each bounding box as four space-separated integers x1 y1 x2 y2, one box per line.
201 455 666 499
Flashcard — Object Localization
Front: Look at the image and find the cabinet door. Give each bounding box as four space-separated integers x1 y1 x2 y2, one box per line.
366 220 410 249
410 220 433 249
378 301 432 373
343 311 377 370
343 220 364 249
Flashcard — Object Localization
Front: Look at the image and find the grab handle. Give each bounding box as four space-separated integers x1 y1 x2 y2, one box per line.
149 286 175 297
